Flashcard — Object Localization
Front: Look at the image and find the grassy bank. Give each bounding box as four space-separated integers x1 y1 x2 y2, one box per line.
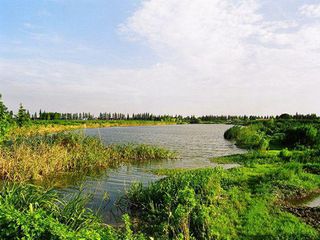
224 119 320 150
122 120 320 239
0 132 177 183
125 167 319 239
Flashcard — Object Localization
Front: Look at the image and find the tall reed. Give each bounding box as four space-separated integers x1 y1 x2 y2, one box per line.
0 132 177 182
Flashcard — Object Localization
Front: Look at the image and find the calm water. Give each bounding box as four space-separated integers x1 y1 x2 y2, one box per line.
64 124 246 223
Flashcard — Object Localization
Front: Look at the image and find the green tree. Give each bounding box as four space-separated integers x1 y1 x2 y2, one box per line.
0 94 11 142
16 103 30 127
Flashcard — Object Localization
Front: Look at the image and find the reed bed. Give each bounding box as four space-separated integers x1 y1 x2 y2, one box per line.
0 133 177 182
106 144 178 165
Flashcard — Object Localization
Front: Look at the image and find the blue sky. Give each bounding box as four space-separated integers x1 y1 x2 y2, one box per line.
1 0 320 115
0 0 156 67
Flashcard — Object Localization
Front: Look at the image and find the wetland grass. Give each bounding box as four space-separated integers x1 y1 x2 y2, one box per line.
125 165 320 239
0 183 146 239
123 121 320 239
0 132 177 182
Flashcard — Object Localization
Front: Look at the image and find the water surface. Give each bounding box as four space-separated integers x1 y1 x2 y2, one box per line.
64 124 245 223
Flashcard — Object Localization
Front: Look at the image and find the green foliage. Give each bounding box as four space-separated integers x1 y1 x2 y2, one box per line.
283 126 318 149
279 148 293 162
0 183 147 240
16 103 30 127
0 94 11 143
225 120 320 150
106 144 177 164
224 125 269 150
126 167 319 239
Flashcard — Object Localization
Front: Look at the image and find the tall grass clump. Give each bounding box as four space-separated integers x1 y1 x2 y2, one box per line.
106 144 177 165
0 132 177 182
0 183 147 239
0 133 109 182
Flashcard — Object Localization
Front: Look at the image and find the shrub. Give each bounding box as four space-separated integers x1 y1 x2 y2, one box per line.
283 126 318 149
224 126 269 150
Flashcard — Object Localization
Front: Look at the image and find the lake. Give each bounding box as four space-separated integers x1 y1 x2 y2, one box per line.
63 124 245 223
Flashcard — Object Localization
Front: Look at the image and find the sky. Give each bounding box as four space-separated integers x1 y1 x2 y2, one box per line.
1 0 320 116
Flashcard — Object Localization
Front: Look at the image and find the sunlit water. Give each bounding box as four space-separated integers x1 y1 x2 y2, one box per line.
62 124 246 224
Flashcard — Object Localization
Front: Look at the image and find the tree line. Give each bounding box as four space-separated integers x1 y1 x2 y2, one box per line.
1 94 320 132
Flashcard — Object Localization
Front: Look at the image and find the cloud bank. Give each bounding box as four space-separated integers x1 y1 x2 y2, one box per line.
1 0 320 115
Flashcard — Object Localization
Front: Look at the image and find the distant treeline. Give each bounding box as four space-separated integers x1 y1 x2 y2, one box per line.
1 92 319 126
28 111 320 123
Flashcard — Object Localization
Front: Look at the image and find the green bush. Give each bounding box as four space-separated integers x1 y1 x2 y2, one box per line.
283 126 319 149
224 126 269 150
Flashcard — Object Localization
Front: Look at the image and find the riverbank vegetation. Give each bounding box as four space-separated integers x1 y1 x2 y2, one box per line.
0 183 147 239
0 95 177 239
0 133 177 183
126 167 319 239
123 119 320 239
0 95 177 184
1 93 320 239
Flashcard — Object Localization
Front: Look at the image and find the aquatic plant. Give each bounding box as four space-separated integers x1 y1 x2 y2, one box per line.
106 144 178 165
0 132 177 182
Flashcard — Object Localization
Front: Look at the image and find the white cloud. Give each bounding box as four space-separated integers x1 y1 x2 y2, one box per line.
300 3 320 18
2 0 320 115
119 0 320 114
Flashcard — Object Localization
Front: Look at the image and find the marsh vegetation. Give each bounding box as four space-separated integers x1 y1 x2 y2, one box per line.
0 132 177 182
0 94 319 239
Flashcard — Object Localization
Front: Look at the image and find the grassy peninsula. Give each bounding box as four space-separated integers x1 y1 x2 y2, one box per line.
124 118 320 239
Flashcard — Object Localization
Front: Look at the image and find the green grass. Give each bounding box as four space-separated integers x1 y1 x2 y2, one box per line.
0 183 147 239
224 125 269 150
211 149 320 165
1 118 320 239
123 119 320 239
125 167 319 239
